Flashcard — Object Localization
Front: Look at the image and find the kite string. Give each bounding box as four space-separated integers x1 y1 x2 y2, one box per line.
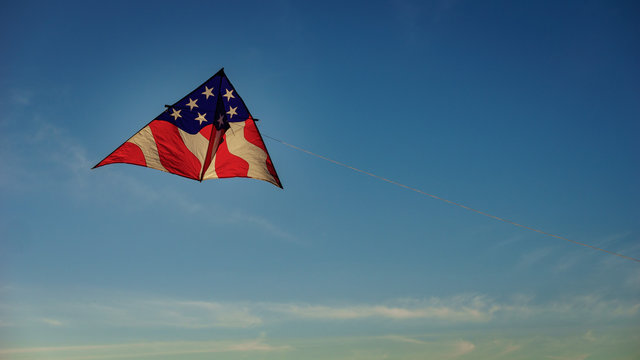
263 134 640 264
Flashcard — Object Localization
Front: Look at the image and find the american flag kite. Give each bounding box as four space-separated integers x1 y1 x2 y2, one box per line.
94 69 282 188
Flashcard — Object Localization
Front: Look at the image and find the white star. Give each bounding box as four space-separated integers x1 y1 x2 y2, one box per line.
223 89 235 101
170 108 182 120
226 106 237 119
216 114 225 127
201 86 214 99
195 112 208 125
186 98 199 111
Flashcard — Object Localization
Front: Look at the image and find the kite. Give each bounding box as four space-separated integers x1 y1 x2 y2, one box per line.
93 68 282 188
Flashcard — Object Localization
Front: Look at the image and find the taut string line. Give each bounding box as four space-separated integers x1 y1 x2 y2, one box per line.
264 134 639 264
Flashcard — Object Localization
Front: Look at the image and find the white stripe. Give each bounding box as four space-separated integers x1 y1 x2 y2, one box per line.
178 128 210 166
225 122 277 183
127 126 167 172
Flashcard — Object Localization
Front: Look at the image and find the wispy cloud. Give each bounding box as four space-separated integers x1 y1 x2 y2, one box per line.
9 89 32 105
1 295 261 330
625 268 640 288
449 340 475 358
545 294 640 318
0 337 291 359
269 298 495 322
39 317 64 327
261 294 502 323
553 231 636 272
499 344 522 356
8 295 496 329
584 330 596 342
237 213 301 244
517 247 553 268
265 293 640 324
598 231 633 246
545 355 589 360
2 316 638 360
381 335 428 345
95 163 298 244
3 291 639 332
1 116 92 192
75 298 263 329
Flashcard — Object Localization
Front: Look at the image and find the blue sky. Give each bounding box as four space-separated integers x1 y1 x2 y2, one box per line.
1 0 639 359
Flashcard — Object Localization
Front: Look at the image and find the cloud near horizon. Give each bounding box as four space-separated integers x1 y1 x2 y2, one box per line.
3 291 638 331
0 338 291 359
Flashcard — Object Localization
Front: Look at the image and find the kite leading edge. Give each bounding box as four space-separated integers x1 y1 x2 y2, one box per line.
93 68 282 188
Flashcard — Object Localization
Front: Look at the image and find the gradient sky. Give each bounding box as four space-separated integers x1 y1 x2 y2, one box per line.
1 1 639 359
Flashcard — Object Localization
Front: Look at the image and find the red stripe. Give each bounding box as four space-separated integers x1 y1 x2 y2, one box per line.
243 118 281 186
242 118 266 150
200 126 225 181
199 124 214 140
96 142 146 168
149 120 201 180
214 133 249 178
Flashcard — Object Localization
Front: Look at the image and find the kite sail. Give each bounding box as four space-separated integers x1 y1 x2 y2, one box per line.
93 68 282 188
